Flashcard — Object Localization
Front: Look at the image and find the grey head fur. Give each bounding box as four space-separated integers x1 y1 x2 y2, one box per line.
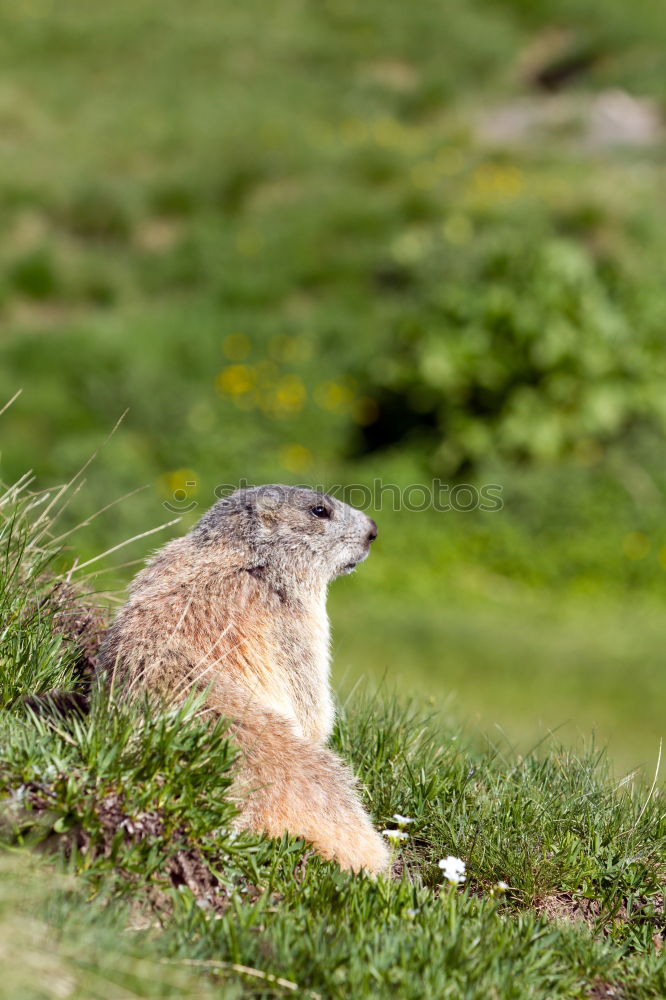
191 484 378 587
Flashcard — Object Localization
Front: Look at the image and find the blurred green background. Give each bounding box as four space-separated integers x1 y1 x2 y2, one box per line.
1 0 665 774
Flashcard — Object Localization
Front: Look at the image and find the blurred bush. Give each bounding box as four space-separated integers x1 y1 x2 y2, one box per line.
356 224 666 473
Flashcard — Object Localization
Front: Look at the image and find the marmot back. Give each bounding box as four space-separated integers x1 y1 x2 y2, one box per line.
99 485 389 875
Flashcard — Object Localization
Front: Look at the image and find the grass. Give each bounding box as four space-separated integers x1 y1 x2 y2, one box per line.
3 659 666 998
332 588 666 776
0 445 665 999
3 654 666 997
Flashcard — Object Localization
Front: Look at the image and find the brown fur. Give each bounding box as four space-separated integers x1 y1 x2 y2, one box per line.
98 485 389 875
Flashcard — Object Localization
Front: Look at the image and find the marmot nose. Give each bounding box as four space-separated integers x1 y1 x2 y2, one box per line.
367 518 378 543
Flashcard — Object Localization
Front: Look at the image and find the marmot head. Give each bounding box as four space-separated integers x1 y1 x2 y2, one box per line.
192 485 378 584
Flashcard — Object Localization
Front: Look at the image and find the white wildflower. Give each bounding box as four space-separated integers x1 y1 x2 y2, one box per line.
497 881 509 891
7 785 27 810
381 829 409 842
405 908 420 918
438 855 466 885
392 814 414 827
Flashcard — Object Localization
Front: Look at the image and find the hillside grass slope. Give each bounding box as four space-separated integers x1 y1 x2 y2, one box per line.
1 473 664 999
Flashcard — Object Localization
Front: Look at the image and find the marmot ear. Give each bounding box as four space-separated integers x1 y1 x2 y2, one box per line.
253 489 285 525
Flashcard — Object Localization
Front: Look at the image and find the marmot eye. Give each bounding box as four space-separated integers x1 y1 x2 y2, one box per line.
310 505 331 519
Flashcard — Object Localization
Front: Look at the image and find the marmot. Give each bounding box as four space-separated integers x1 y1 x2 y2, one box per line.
98 485 390 876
